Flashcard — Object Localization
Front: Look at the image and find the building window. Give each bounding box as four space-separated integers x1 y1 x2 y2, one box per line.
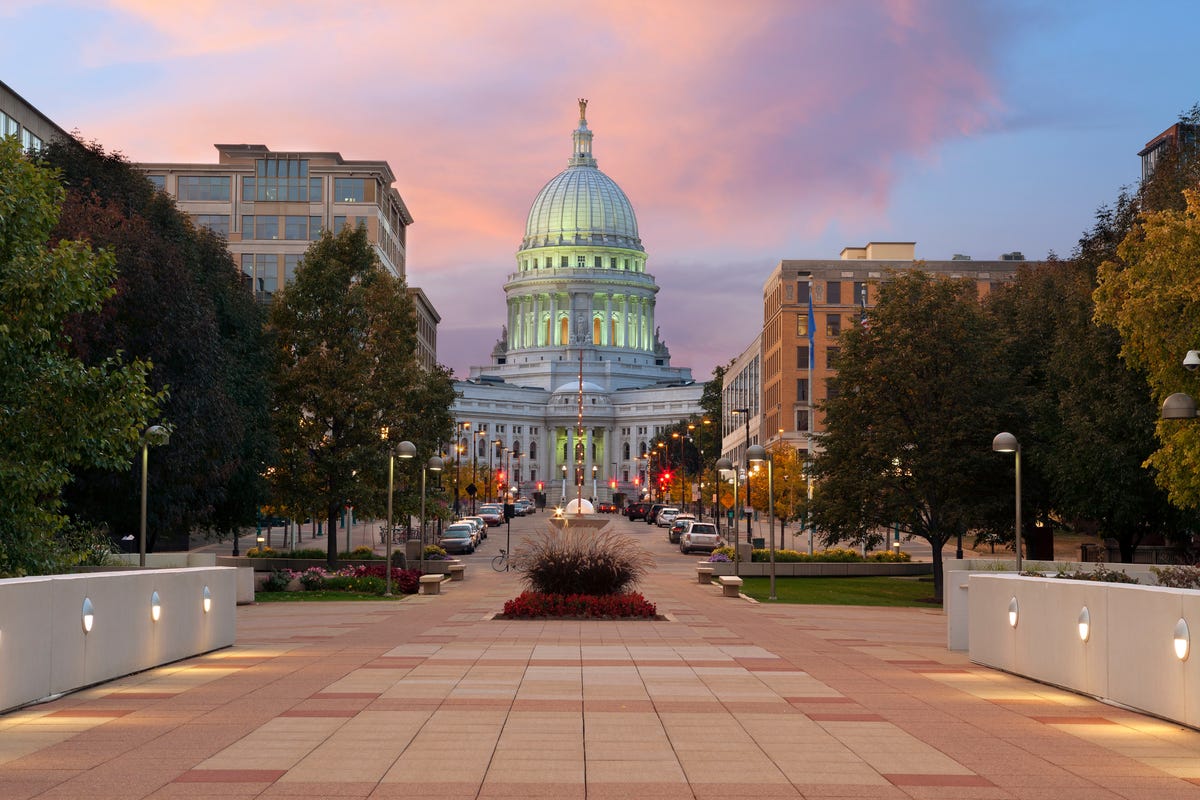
796 378 809 402
284 215 310 240
826 347 840 369
623 443 630 459
193 214 229 237
577 255 586 267
246 215 279 240
284 254 302 283
146 175 166 191
529 441 537 458
797 314 809 337
796 345 809 369
0 112 17 137
310 216 322 239
241 253 278 299
826 378 839 399
177 176 231 202
561 256 568 267
309 176 322 200
853 281 868 306
20 129 43 152
795 409 809 431
335 178 367 203
254 158 310 201
797 280 811 303
827 281 842 304
594 256 602 268
826 314 841 337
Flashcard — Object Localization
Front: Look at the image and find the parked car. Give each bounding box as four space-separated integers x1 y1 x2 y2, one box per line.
656 508 681 528
679 521 723 554
439 523 477 554
645 503 668 524
459 516 486 541
667 514 696 544
478 504 504 526
514 499 532 516
624 502 650 520
597 501 617 513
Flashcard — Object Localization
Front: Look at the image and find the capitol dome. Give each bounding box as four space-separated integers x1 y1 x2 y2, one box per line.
521 102 642 251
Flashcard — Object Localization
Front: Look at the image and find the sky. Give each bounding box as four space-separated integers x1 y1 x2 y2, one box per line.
3 0 1198 380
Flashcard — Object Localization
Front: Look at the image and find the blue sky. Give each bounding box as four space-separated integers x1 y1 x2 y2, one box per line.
2 0 1197 379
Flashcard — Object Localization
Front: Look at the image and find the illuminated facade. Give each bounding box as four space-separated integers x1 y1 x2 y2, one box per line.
138 145 439 369
452 102 702 506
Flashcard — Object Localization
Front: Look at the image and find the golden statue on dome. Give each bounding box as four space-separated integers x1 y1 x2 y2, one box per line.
578 98 587 120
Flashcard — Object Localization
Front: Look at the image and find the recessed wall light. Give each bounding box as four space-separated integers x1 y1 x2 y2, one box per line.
1077 607 1090 642
82 597 95 633
202 586 212 614
1174 619 1190 661
151 591 161 622
1008 597 1019 628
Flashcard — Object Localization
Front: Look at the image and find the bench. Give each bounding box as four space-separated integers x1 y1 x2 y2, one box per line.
717 575 743 597
418 574 443 595
697 565 714 584
448 563 465 582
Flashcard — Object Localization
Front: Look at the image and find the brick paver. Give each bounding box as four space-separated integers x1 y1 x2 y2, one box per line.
3 517 1200 799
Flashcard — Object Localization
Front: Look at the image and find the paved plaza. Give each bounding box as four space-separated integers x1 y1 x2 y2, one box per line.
3 516 1200 799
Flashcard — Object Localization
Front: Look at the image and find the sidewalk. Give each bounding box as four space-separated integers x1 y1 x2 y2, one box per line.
3 538 1200 799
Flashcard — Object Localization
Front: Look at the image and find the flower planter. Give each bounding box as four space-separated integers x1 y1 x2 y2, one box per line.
704 560 931 578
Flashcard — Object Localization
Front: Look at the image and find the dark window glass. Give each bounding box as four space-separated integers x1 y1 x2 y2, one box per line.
796 345 809 368
826 378 839 399
242 177 255 201
284 254 301 283
853 281 868 305
796 378 809 402
797 281 811 303
257 216 279 239
334 178 366 202
310 216 322 239
309 177 322 199
827 314 841 337
827 281 842 304
284 216 308 240
146 175 165 191
826 347 840 369
177 176 231 201
193 214 229 237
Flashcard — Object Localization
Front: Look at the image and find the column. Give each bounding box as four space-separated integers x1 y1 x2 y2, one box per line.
507 300 516 349
604 294 613 346
647 302 655 348
550 292 559 345
584 428 593 498
532 294 541 347
602 427 612 487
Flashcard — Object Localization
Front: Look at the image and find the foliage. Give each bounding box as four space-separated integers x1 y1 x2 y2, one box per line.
1095 189 1200 511
1029 564 1140 584
0 137 161 576
514 529 652 595
747 443 809 523
42 138 271 548
323 575 386 594
737 576 937 607
707 552 732 562
423 545 448 559
1151 565 1200 589
502 591 657 618
53 521 120 567
810 270 1009 602
349 546 376 559
710 547 911 563
245 547 278 557
268 225 456 564
299 566 329 590
262 569 296 592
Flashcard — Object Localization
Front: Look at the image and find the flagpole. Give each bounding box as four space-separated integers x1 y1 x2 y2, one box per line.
807 278 815 556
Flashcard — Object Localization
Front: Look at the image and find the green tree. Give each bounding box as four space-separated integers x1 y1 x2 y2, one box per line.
0 137 161 575
42 139 272 548
268 225 455 564
1095 189 1200 510
810 270 1009 601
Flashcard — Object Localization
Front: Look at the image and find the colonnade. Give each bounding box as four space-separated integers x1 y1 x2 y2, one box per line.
506 292 654 351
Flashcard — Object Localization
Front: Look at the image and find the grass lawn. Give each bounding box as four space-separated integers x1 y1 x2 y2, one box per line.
738 576 940 607
255 591 405 602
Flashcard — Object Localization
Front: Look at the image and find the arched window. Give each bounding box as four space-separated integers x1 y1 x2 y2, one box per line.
512 440 521 457
529 441 537 459
560 316 568 344
623 442 630 460
593 317 601 344
639 442 648 456
477 438 486 458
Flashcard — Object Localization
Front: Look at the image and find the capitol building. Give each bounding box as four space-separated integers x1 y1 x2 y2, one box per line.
451 101 703 506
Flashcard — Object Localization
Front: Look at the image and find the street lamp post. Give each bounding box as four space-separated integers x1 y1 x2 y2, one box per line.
992 432 1022 572
139 424 170 567
748 445 776 600
732 408 751 543
419 454 444 573
592 465 598 503
381 432 416 596
473 431 485 513
716 457 739 577
561 463 567 505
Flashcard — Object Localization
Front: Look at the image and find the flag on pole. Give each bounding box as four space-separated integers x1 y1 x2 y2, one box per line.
806 285 815 371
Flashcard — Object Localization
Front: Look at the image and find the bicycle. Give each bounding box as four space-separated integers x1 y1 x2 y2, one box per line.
491 548 509 572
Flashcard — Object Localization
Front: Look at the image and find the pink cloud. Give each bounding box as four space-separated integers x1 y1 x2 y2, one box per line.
55 0 1008 378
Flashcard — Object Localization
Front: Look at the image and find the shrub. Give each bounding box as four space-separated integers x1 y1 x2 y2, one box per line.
707 552 731 562
515 529 652 595
348 564 422 594
735 547 912 563
867 549 912 563
262 569 296 592
1036 564 1140 583
423 545 448 560
245 547 277 557
288 548 327 559
710 545 742 561
299 566 329 590
390 550 407 568
502 591 657 618
323 575 385 594
1151 565 1200 589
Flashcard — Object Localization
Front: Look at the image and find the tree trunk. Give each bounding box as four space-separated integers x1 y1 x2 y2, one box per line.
326 503 339 567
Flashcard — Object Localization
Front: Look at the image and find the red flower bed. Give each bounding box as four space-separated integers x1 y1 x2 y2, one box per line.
348 565 422 594
502 591 657 619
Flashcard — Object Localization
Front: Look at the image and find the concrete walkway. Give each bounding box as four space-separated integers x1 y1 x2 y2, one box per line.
3 525 1200 799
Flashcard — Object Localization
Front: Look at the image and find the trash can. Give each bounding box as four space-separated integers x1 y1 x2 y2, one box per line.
752 537 765 549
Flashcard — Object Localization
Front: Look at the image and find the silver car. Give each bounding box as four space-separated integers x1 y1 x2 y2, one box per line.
656 507 680 528
679 521 723 554
439 523 477 554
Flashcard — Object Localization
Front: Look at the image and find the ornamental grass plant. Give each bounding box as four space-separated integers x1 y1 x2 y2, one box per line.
514 528 652 596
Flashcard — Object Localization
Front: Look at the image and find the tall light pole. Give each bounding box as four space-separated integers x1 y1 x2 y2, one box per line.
382 431 416 596
592 464 598 503
139 424 170 567
732 408 751 543
454 421 469 515
716 457 739 577
473 430 485 513
748 445 776 600
561 463 567 504
420 454 443 573
992 433 1022 572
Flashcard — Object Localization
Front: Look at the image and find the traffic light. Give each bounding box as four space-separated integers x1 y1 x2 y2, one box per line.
536 481 544 491
609 479 617 490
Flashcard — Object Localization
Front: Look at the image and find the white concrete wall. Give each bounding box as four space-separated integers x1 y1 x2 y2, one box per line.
111 552 217 568
0 568 236 712
944 560 1157 651
968 574 1200 729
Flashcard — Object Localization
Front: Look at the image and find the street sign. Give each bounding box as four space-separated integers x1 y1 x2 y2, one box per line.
720 492 734 509
466 483 477 497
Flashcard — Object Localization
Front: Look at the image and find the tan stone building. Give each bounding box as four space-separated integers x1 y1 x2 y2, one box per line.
138 145 439 368
725 242 1023 461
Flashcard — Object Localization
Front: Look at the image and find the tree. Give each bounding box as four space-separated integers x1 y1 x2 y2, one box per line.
810 270 1009 601
1094 189 1200 510
268 225 455 565
0 136 161 575
42 139 272 549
